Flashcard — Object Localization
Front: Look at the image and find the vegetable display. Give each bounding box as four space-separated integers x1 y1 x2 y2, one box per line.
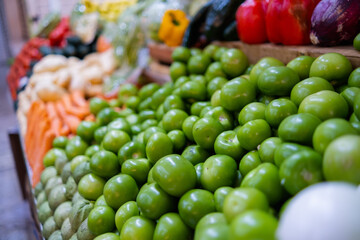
32 44 360 240
158 10 190 47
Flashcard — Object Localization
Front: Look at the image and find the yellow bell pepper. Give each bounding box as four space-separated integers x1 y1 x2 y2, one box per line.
158 10 190 47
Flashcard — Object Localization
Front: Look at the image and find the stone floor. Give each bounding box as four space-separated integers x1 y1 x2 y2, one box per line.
0 65 38 239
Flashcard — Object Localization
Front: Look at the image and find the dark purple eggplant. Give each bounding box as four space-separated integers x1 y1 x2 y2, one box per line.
310 0 360 46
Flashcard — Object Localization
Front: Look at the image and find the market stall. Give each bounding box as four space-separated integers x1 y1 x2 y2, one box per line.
6 0 360 239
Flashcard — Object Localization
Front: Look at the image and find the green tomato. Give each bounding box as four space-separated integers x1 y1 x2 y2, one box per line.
287 56 315 80
118 84 138 102
138 98 152 112
85 145 101 158
94 195 108 207
170 61 188 82
323 135 360 184
103 174 139 209
341 87 360 110
139 83 161 101
108 118 132 135
115 201 139 232
90 97 110 115
290 77 334 106
43 148 67 167
102 130 131 154
191 101 211 116
136 182 175 220
258 137 283 164
238 102 266 125
180 80 207 102
94 126 108 144
94 233 119 240
207 77 228 97
153 154 196 197
125 96 140 110
214 187 233 212
187 54 211 75
70 155 89 173
229 210 278 240
65 136 88 160
354 33 360 51
237 119 272 151
223 188 269 223
182 115 199 142
354 93 360 120
143 127 166 145
211 90 222 107
200 106 215 118
313 118 358 155
163 95 185 112
194 163 203 188
78 173 105 201
274 142 312 167
220 49 249 78
168 130 186 152
299 90 349 121
139 110 156 122
153 213 192 240
203 45 219 59
52 136 68 149
278 113 322 145
279 149 323 195
257 66 300 96
257 94 276 105
220 78 256 111
241 163 284 205
264 98 298 128
119 216 155 240
309 53 353 86
146 132 173 164
162 109 189 132
239 151 262 177
348 67 360 87
141 118 158 130
249 57 284 89
178 189 216 229
174 76 190 88
195 224 229 240
172 46 191 63
201 155 237 192
96 108 118 126
193 117 224 150
90 150 119 178
214 131 245 162
88 206 115 236
204 106 234 130
121 158 151 185
181 145 210 165
118 141 146 165
213 47 227 61
150 85 173 110
205 62 227 82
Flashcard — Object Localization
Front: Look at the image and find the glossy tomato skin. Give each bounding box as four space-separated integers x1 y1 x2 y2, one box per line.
115 201 139 232
274 142 313 167
323 135 360 184
78 173 105 201
257 66 300 96
118 141 146 165
205 62 227 82
153 213 192 240
341 87 360 110
237 119 272 151
136 182 175 220
200 155 238 192
102 130 131 154
278 113 322 146
286 56 315 80
250 57 284 89
90 150 119 178
194 224 229 240
239 151 262 177
181 145 210 165
193 117 224 150
230 210 278 240
182 116 200 142
191 101 211 116
153 154 197 197
298 90 349 121
279 149 323 195
121 158 151 185
207 77 228 97
223 188 269 223
241 163 284 205
214 187 233 212
265 98 298 128
88 206 116 236
163 95 186 112
103 174 139 209
220 49 249 78
143 127 166 145
162 109 189 132
348 67 360 87
214 131 245 161
146 132 173 165
354 93 360 120
238 102 267 125
220 77 256 111
204 106 234 130
178 189 216 229
312 118 358 155
119 216 155 240
196 212 227 230
195 163 204 188
258 137 283 164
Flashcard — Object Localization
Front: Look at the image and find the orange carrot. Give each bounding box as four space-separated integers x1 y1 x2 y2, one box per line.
55 101 81 134
84 114 96 122
71 90 89 108
61 94 89 119
46 102 62 136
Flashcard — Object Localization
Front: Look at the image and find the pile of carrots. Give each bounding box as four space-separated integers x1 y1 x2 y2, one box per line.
25 91 94 186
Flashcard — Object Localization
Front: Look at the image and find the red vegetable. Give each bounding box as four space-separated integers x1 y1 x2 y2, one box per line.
236 0 269 44
310 0 360 46
266 0 320 45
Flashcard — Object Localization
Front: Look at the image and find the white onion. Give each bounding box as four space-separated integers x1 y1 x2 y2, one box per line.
277 182 360 240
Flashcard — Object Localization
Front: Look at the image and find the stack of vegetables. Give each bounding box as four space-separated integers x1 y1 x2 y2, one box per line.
33 44 360 240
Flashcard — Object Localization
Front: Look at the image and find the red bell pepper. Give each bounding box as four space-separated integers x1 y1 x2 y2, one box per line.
236 0 270 44
266 0 320 45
